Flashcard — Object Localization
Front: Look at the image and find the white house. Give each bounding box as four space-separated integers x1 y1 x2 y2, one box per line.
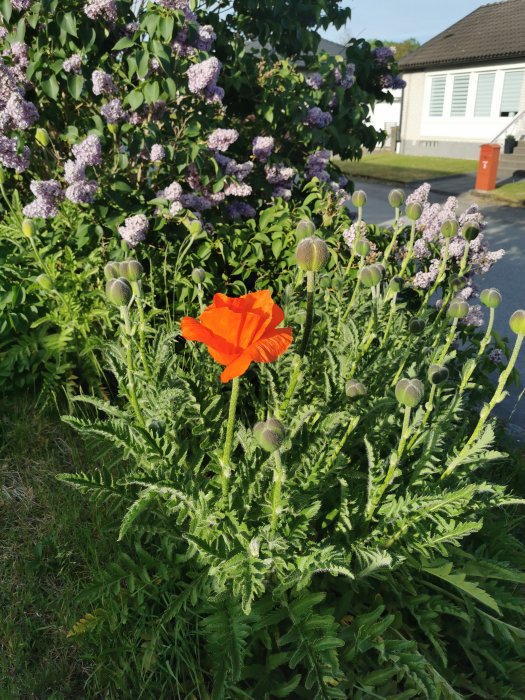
398 0 525 159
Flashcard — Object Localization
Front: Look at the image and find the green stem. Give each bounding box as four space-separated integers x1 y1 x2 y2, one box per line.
435 317 458 365
397 405 412 459
221 376 240 499
380 292 397 348
120 306 146 428
407 384 437 450
477 307 495 358
458 307 495 395
459 239 471 276
131 281 151 381
270 450 285 538
382 217 402 266
442 333 524 480
344 208 362 275
422 238 450 309
399 221 417 277
298 271 315 357
325 416 360 472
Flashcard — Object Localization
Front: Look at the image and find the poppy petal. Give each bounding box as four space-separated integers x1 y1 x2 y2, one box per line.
250 327 293 363
200 306 269 350
220 351 253 383
181 316 239 365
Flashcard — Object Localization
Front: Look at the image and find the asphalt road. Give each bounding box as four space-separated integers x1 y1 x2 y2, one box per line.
352 179 525 431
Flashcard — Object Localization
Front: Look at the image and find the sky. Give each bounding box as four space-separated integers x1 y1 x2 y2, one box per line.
325 0 495 45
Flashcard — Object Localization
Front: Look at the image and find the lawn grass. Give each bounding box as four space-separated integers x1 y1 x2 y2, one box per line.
490 180 525 205
334 152 478 183
0 396 118 699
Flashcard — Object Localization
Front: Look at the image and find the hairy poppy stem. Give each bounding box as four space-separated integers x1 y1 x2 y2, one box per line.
119 306 146 429
221 376 240 498
270 450 285 538
298 271 315 357
131 281 151 381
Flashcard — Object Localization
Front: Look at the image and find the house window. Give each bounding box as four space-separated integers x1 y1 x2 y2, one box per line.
450 73 470 116
500 70 524 117
474 72 495 117
429 75 446 117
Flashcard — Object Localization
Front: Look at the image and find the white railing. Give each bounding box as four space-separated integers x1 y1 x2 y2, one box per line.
491 110 525 147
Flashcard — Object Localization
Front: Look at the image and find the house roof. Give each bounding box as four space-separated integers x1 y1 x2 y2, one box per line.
399 0 525 72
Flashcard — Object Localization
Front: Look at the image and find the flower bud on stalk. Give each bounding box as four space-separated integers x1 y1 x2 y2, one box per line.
480 288 502 309
104 262 121 280
409 318 425 334
35 128 50 147
22 219 35 238
450 274 467 292
354 238 370 257
428 364 449 385
389 276 404 293
345 379 367 399
405 202 423 221
296 219 316 237
461 222 480 241
184 218 203 236
148 419 165 437
447 298 469 319
351 190 367 208
359 263 383 288
105 277 132 307
296 236 329 272
254 418 285 453
440 219 458 238
388 188 405 208
119 259 143 282
191 267 206 284
510 310 525 336
395 378 424 408
108 123 119 135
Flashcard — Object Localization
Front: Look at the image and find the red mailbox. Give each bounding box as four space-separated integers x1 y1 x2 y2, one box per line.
475 143 500 191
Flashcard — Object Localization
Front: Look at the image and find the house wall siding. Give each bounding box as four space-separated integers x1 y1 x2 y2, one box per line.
400 60 525 158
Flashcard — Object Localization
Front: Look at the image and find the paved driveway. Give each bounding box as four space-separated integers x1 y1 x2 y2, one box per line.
352 179 525 430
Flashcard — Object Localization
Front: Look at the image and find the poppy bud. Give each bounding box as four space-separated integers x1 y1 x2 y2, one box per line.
447 298 469 319
352 190 367 208
354 238 370 257
36 273 54 290
296 236 329 272
440 218 458 239
296 219 316 237
22 218 35 238
253 418 285 453
389 276 404 293
461 222 480 241
388 188 405 208
35 127 50 147
345 378 367 399
191 267 206 284
359 264 382 288
480 288 502 309
409 318 425 334
450 274 467 291
119 259 143 282
395 378 424 407
405 202 423 221
509 310 525 336
428 363 449 385
104 262 120 280
148 419 165 437
106 278 132 307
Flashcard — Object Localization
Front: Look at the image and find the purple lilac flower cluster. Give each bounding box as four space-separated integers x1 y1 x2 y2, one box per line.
333 63 356 89
72 134 102 166
372 46 395 63
92 70 115 96
83 0 117 23
1 93 39 131
207 128 239 152
62 134 101 205
12 0 34 10
342 221 369 249
489 348 505 364
23 180 63 218
215 153 253 180
63 54 82 74
150 144 165 162
405 184 505 301
306 107 333 128
252 136 274 163
381 74 407 90
265 163 295 200
118 214 149 247
226 202 256 220
305 149 331 181
0 135 30 172
305 72 323 89
187 57 223 102
100 98 127 124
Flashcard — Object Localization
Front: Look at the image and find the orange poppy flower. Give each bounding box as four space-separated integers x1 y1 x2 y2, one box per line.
181 290 293 382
